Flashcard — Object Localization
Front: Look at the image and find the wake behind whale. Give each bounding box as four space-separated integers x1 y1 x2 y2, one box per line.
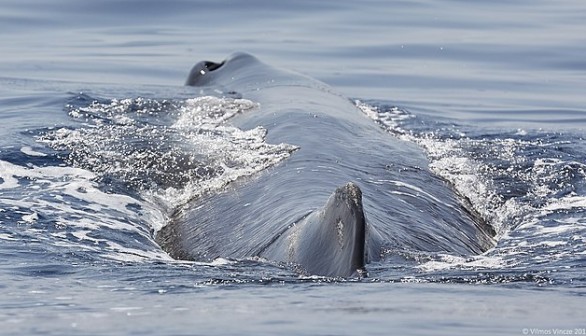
155 53 495 277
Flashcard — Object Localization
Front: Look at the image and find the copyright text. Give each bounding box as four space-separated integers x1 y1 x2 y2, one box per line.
522 329 586 335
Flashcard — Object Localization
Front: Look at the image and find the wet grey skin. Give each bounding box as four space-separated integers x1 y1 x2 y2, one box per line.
156 52 494 278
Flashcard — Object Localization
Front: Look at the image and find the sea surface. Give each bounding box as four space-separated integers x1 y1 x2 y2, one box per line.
1 1 585 335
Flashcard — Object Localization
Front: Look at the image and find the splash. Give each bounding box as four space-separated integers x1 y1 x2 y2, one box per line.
39 95 298 215
357 100 586 272
0 158 169 261
2 93 299 262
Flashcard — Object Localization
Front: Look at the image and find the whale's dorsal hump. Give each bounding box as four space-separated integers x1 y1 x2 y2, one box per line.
265 182 367 277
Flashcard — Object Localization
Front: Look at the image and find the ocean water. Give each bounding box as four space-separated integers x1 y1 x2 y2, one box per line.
1 0 585 335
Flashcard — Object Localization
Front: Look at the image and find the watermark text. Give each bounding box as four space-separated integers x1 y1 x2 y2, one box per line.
522 328 586 335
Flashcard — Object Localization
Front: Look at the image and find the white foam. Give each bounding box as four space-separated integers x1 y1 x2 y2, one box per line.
21 212 38 223
40 96 297 214
358 101 586 270
210 258 236 266
20 146 47 157
543 195 586 211
0 234 17 241
0 158 168 261
28 95 300 260
417 254 507 272
174 96 259 128
0 160 24 189
355 100 414 136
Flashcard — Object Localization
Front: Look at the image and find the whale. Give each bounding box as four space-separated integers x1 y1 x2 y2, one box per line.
156 52 494 277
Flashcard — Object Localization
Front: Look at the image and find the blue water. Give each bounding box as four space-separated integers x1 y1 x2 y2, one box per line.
1 1 585 335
